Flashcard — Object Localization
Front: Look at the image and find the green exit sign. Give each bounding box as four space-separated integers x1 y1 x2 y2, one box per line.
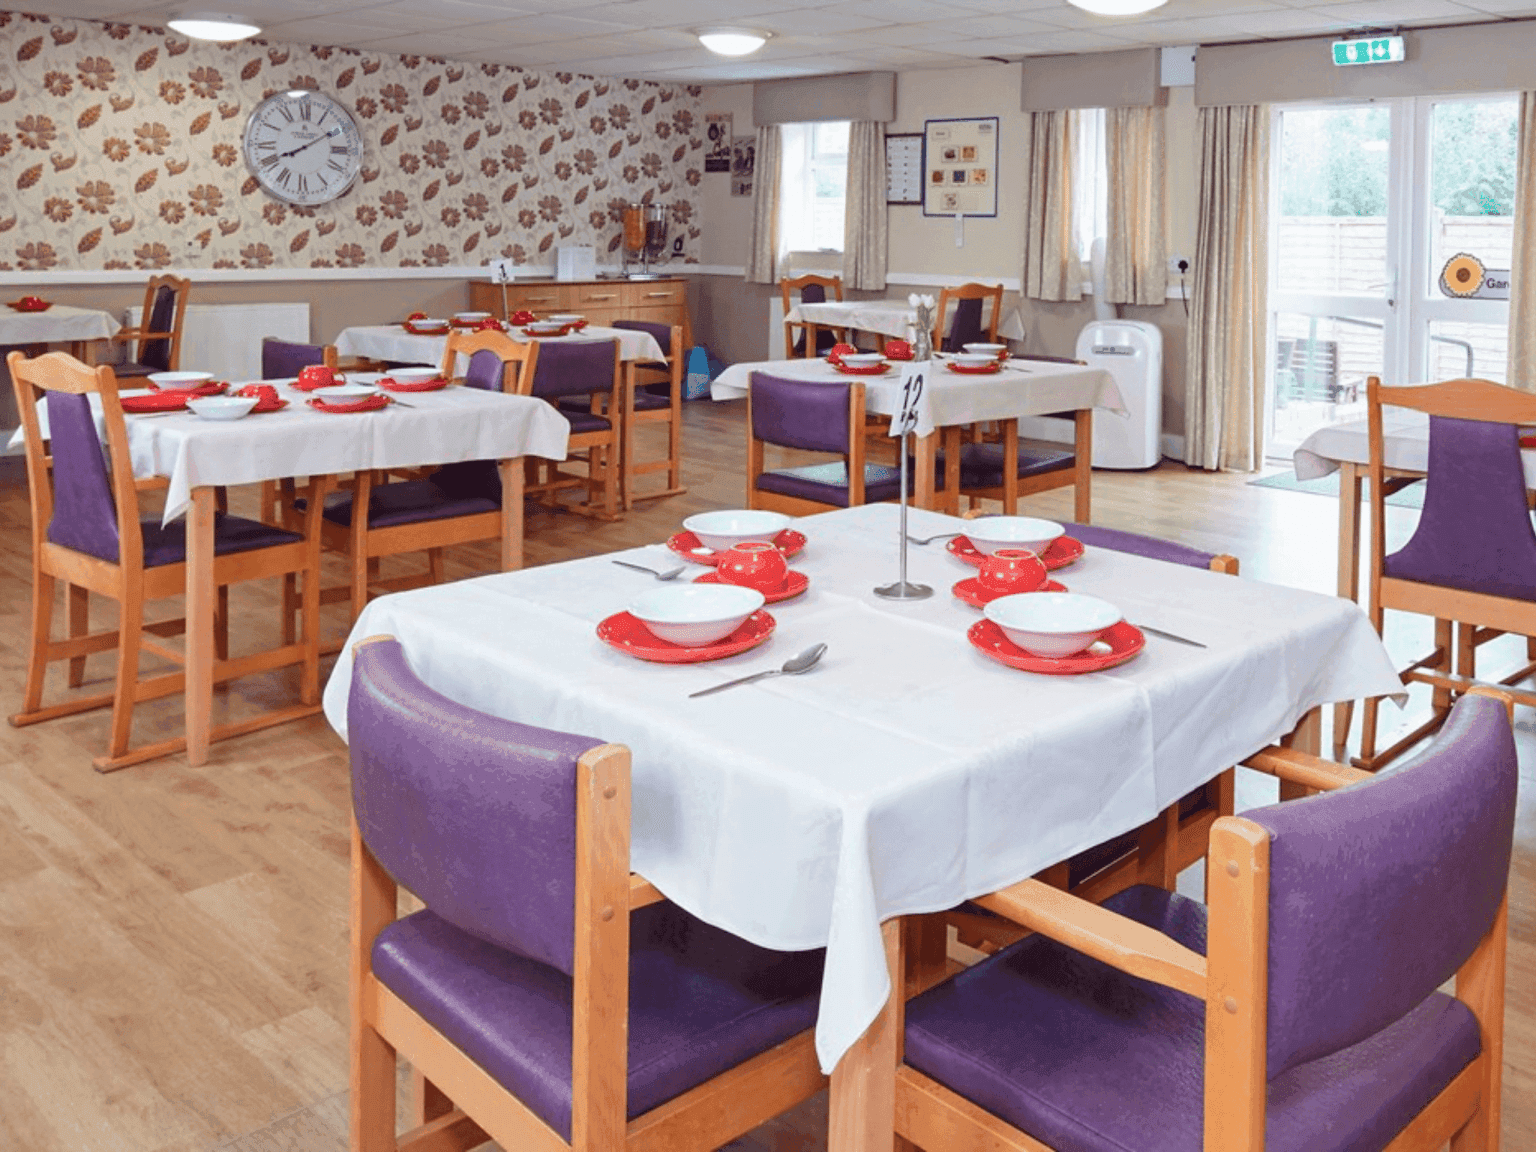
1332 35 1406 66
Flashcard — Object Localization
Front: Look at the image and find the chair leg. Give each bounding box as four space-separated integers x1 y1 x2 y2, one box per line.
20 572 57 715
1332 700 1353 760
281 574 297 647
67 582 89 687
351 555 371 624
214 586 229 663
411 1070 454 1127
104 596 144 768
426 547 445 585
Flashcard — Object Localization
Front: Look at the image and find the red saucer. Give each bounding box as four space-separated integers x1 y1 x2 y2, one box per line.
832 361 890 376
951 576 1066 608
7 298 51 312
377 376 449 392
693 568 809 604
946 362 1002 375
596 609 776 663
120 391 189 413
308 393 392 414
948 535 1084 571
523 324 573 338
667 529 808 567
968 619 1145 675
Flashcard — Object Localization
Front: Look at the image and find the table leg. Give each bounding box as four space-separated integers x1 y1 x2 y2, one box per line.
185 486 216 767
1280 706 1321 801
621 362 637 512
1073 409 1093 524
499 457 524 572
912 432 938 511
1333 463 1363 757
829 918 903 1152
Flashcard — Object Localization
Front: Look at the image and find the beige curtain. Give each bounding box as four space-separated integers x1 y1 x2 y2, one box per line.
1104 106 1167 306
1021 110 1081 302
1508 92 1536 391
745 125 781 284
1185 105 1269 472
843 121 887 291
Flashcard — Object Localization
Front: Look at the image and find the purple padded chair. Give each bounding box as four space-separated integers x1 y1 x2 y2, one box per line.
612 318 674 406
790 281 840 357
260 337 335 380
749 372 904 512
609 319 687 508
942 296 986 353
427 348 510 500
112 276 188 379
906 691 1513 1152
348 637 827 1148
533 339 622 517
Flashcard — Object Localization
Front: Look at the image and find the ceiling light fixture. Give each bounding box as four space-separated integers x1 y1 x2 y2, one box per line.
167 12 262 42
695 27 772 57
1065 0 1168 16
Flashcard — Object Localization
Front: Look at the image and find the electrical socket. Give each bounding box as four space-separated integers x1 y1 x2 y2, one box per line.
1168 255 1190 276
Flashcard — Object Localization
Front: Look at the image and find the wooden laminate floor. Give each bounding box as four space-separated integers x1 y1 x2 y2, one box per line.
0 400 1530 1151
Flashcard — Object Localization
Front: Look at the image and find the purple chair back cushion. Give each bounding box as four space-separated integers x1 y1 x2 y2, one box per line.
141 284 177 372
531 339 616 401
260 338 326 380
1253 692 1516 1079
613 319 672 358
44 391 120 563
1383 415 1536 600
463 347 505 392
944 297 985 353
800 282 827 306
347 639 605 977
1058 521 1220 570
750 373 850 454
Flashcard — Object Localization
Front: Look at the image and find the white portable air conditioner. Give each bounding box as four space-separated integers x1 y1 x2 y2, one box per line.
1075 319 1162 470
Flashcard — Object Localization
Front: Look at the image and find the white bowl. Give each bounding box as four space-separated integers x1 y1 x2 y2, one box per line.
951 353 998 369
454 311 491 322
684 509 792 552
317 383 377 398
964 516 1066 556
839 352 886 367
547 313 584 324
984 592 1122 658
388 367 439 384
963 343 1007 357
413 318 449 330
525 321 567 334
629 584 765 647
187 395 258 421
148 371 214 390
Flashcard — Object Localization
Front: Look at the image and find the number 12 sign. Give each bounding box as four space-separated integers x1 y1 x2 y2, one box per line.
894 362 927 437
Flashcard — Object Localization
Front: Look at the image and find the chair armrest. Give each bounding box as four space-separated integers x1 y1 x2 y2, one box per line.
110 327 175 342
1240 745 1369 791
972 877 1208 998
629 873 664 909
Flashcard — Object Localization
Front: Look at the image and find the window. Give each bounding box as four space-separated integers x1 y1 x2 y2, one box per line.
1073 108 1108 273
780 120 850 253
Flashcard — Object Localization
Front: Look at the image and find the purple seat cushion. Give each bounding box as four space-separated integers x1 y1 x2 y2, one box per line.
554 402 613 434
755 462 904 507
322 480 497 530
906 885 1480 1152
140 513 302 568
957 441 1075 487
373 901 824 1140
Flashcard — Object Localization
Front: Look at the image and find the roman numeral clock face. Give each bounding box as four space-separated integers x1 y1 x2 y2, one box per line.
242 90 363 206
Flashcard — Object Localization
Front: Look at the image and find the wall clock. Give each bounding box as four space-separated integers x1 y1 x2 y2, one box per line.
242 90 364 206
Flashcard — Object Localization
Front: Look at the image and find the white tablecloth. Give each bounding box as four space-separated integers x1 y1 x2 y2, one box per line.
1293 411 1536 486
712 357 1124 440
321 502 1403 1073
334 324 665 370
0 304 121 345
10 374 569 524
786 299 1026 344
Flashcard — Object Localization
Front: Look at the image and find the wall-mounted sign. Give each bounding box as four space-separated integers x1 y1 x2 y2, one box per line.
886 133 923 205
922 116 998 218
1331 35 1405 66
1440 253 1510 300
705 113 732 173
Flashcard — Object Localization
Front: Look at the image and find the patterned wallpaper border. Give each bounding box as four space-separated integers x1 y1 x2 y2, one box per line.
0 9 704 275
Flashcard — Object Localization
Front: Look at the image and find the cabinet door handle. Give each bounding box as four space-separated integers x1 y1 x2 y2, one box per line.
522 295 555 302
587 293 617 301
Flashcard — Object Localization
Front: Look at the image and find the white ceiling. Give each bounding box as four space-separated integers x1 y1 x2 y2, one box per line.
24 0 1536 83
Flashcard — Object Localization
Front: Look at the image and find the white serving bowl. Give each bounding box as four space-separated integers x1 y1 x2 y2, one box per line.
951 353 999 369
148 371 215 390
684 509 791 552
964 516 1066 556
839 352 886 367
629 584 765 647
963 342 1007 355
454 311 491 322
984 592 1122 658
388 367 439 384
317 383 377 398
187 395 258 421
547 313 584 324
525 321 567 334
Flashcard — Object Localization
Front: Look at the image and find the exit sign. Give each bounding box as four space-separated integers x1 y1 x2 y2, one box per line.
1332 35 1406 66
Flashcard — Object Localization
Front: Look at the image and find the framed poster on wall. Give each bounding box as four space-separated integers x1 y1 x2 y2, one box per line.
922 116 998 218
885 133 923 204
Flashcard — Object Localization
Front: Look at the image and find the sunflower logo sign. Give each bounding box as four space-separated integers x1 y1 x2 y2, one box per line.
1440 253 1509 300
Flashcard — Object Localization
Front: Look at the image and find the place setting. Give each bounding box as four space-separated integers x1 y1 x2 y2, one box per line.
665 509 808 566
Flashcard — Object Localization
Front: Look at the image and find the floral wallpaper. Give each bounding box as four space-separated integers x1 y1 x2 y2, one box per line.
0 10 703 273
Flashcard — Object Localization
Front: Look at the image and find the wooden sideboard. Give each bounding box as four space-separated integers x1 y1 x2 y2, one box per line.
469 277 690 349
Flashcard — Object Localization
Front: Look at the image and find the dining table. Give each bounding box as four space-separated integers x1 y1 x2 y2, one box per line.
333 321 666 371
321 501 1405 1152
14 373 569 767
784 297 1026 351
1 303 122 362
711 356 1123 521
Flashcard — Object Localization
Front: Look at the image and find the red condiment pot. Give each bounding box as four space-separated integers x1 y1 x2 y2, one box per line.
296 364 336 389
714 541 789 594
976 547 1048 597
884 339 913 361
827 342 858 365
509 309 536 325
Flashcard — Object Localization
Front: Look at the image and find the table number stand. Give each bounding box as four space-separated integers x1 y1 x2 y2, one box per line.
876 355 933 602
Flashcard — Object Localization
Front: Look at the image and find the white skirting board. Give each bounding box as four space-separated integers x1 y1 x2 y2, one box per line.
125 302 310 382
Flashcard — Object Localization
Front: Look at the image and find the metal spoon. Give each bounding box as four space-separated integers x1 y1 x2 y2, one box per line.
689 643 827 698
612 559 686 580
906 531 962 546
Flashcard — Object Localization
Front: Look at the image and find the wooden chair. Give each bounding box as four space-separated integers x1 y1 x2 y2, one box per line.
259 338 338 525
932 281 1003 353
528 339 623 520
437 328 538 393
109 273 190 380
1354 375 1536 769
7 350 324 771
611 319 686 510
900 688 1513 1152
747 372 905 515
781 273 846 359
347 636 828 1152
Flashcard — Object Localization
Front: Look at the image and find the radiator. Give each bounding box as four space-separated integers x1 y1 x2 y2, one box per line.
125 302 310 382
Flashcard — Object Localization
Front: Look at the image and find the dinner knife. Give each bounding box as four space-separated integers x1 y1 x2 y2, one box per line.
1133 623 1205 648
